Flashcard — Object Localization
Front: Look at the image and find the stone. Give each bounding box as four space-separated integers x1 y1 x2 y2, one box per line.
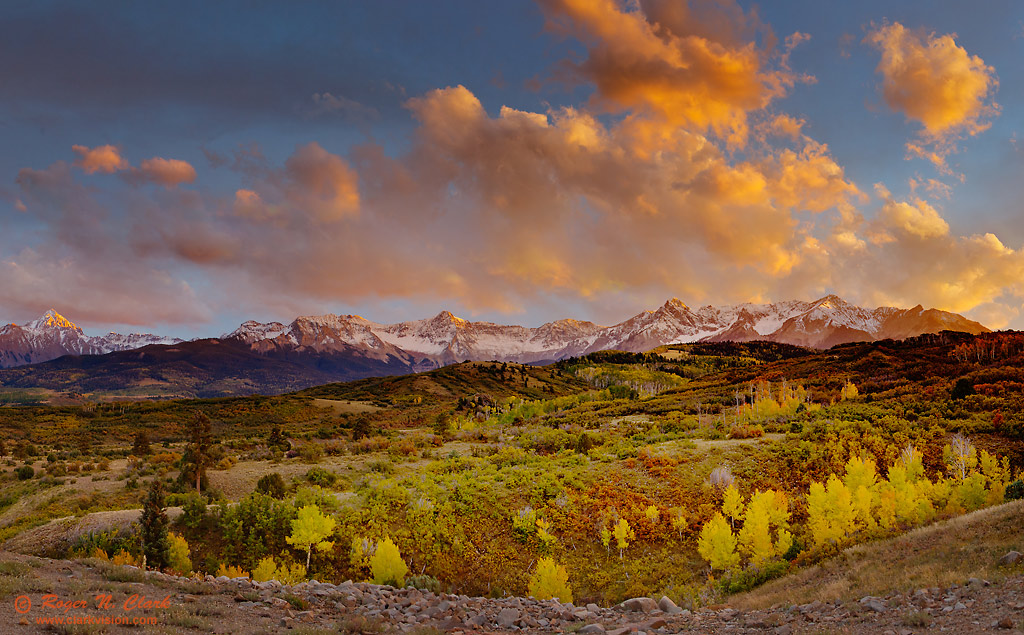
587 603 602 613
953 602 967 611
467 614 487 628
497 608 520 628
859 597 887 613
279 616 294 629
773 625 792 635
999 551 1022 567
998 617 1015 629
657 596 681 614
644 618 667 630
621 597 659 612
579 625 606 634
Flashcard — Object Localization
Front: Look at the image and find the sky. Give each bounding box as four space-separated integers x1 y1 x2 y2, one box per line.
2 0 1024 339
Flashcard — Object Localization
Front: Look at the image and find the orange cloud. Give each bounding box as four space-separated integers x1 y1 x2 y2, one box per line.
539 0 798 145
72 144 129 174
138 157 197 187
866 22 998 171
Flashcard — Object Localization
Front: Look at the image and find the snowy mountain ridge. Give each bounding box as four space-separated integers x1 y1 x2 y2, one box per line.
0 310 183 369
222 294 990 366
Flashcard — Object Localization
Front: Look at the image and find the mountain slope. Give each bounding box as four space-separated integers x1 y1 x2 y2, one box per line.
0 310 181 369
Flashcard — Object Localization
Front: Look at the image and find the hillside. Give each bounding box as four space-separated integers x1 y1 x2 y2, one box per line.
0 330 1020 628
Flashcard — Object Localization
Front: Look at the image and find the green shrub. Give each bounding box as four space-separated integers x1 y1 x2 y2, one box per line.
405 574 442 594
1006 480 1024 501
15 465 34 480
304 468 336 488
256 472 287 498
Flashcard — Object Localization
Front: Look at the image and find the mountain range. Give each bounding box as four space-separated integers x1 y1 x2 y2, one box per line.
0 310 181 369
0 297 989 396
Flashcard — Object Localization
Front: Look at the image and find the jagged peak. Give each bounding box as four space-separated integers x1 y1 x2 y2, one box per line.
661 297 690 311
26 309 79 331
432 310 466 324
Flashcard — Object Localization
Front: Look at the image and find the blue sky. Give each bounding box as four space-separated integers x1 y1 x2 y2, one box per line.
2 1 1023 338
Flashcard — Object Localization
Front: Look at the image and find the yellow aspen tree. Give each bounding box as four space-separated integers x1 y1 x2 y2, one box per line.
669 506 688 539
737 490 789 564
697 512 739 571
806 475 855 548
613 518 634 559
370 537 408 586
644 505 660 525
722 485 744 529
843 456 878 530
527 557 572 603
286 504 336 569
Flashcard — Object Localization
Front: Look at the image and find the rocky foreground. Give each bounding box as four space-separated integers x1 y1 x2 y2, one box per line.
1 550 1023 633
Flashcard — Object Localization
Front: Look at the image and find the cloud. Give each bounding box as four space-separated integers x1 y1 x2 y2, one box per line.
230 142 360 223
6 4 1024 332
70 144 197 188
866 21 998 171
538 0 800 145
72 144 129 174
136 157 197 187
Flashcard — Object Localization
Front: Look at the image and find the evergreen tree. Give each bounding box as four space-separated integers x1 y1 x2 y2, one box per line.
132 431 152 456
140 480 169 570
182 412 213 493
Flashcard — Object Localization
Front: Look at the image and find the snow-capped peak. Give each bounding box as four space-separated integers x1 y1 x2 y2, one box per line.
26 309 80 332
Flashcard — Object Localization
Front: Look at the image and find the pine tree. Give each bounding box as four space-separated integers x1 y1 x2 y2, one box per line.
140 480 169 570
182 412 213 493
697 512 739 571
132 431 152 456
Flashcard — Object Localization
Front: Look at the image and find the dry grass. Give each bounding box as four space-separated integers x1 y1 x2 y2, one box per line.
311 398 382 414
731 499 1024 609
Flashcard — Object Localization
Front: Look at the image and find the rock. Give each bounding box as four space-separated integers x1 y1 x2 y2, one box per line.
644 618 667 630
953 602 967 611
718 608 738 621
859 596 887 613
467 614 487 628
279 616 294 629
998 617 1015 629
579 625 606 634
773 625 792 635
621 597 659 612
657 596 681 614
999 551 1022 567
587 603 602 613
497 608 520 628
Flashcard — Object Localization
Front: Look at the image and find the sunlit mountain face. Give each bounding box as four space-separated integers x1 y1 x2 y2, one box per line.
1 2 1023 337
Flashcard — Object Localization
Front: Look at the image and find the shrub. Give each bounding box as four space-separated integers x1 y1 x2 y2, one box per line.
179 492 208 529
111 550 142 567
256 472 287 498
1006 480 1024 501
405 574 442 594
300 443 324 464
215 563 249 578
252 557 306 584
304 467 336 488
370 537 408 587
166 533 192 575
527 557 572 603
15 465 34 480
